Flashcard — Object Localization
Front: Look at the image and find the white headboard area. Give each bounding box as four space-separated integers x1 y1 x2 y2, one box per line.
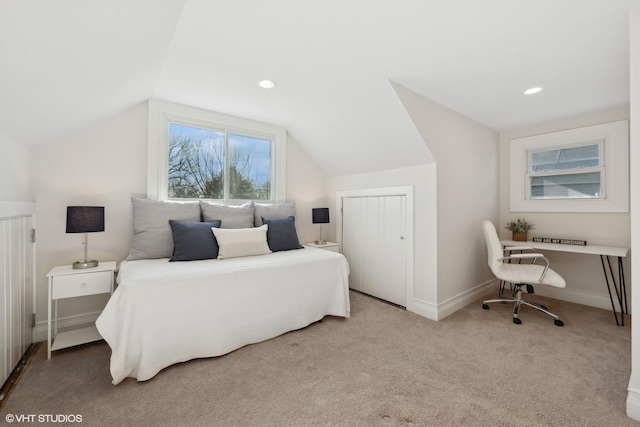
0 201 36 390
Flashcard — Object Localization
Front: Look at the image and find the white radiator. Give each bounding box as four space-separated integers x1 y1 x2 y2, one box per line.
0 202 35 388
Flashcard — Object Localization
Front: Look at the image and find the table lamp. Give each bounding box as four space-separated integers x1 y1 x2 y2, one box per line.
66 206 105 269
312 207 330 245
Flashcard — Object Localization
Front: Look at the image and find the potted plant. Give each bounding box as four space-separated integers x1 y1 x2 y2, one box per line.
505 218 534 241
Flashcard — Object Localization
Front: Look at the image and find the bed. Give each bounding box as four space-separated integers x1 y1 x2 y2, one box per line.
95 198 350 384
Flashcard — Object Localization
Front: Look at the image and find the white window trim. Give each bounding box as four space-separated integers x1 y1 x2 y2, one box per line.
509 120 629 213
148 99 286 202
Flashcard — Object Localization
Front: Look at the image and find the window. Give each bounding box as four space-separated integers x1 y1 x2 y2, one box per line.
528 142 603 200
510 120 628 213
148 100 286 202
168 123 273 200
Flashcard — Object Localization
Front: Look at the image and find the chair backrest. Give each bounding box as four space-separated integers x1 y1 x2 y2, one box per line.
482 220 503 276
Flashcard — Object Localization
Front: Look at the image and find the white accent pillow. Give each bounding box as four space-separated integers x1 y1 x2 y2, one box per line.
212 225 272 259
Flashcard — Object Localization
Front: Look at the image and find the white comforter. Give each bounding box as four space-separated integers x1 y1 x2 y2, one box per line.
96 247 350 384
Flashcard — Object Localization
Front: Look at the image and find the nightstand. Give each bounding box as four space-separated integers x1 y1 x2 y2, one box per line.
305 241 341 253
47 261 116 359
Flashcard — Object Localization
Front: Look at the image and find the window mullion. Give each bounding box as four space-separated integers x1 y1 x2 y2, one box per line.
529 166 602 179
223 130 230 202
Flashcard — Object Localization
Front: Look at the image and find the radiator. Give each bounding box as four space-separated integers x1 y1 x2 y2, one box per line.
0 202 35 388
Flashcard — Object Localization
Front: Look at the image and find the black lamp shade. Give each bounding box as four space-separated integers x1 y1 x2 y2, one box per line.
312 208 330 224
66 206 105 233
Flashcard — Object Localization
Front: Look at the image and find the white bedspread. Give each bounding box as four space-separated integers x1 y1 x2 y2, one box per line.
96 247 350 384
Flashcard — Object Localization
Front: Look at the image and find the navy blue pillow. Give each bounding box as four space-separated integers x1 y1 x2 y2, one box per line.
169 220 222 261
262 216 303 252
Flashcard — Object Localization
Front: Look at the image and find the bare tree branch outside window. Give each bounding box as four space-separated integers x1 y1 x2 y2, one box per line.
168 124 272 200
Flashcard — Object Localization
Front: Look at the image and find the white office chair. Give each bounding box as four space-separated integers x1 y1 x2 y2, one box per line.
481 220 566 326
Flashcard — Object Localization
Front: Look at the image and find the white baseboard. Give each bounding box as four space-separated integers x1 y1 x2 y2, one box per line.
627 389 640 421
35 311 102 343
407 278 626 323
435 279 496 320
407 298 438 321
531 286 630 314
408 279 496 321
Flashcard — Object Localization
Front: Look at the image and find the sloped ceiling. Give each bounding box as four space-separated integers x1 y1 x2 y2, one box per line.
0 0 186 147
0 0 635 177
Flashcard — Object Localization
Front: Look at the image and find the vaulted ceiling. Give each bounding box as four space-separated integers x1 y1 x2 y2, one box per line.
0 0 635 176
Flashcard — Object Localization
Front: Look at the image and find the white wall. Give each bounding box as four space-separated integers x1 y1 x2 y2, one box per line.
0 132 33 202
32 102 149 331
392 83 499 315
30 102 327 336
327 84 499 321
627 3 640 421
499 106 631 310
286 134 328 244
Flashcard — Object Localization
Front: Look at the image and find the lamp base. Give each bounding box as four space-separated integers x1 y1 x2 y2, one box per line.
73 260 99 269
314 240 327 245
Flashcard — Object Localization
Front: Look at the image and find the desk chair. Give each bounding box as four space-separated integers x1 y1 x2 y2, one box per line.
481 220 566 326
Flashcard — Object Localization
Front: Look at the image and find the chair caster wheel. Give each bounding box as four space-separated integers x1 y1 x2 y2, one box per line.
554 319 564 327
513 318 522 325
482 303 489 310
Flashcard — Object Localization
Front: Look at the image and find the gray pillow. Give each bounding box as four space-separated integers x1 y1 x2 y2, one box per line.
169 220 222 262
200 201 255 229
254 202 296 226
127 197 200 260
262 216 303 252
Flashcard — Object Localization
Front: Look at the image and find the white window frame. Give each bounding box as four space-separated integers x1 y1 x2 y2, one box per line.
148 99 287 202
509 120 628 213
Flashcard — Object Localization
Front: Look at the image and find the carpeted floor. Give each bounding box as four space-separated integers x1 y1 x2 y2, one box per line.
0 290 636 426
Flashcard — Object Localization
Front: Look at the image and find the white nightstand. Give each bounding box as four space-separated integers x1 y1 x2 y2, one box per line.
305 241 341 253
47 261 116 359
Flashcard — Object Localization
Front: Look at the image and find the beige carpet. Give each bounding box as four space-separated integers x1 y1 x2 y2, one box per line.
0 290 636 426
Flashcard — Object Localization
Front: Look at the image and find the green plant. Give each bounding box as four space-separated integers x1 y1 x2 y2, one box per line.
505 218 534 232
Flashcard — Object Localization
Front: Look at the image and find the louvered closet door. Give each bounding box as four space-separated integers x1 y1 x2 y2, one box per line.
0 214 34 386
342 195 406 306
0 218 6 384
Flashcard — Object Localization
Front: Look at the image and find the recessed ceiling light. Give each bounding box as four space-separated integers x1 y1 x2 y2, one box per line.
257 79 276 89
524 87 543 95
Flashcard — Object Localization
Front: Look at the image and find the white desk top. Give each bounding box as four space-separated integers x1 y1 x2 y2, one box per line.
501 240 628 258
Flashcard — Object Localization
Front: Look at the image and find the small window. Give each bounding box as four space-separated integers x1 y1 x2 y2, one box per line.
527 142 604 200
509 120 628 213
148 100 286 202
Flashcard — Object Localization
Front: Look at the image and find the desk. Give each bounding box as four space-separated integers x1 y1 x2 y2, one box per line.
501 240 629 326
